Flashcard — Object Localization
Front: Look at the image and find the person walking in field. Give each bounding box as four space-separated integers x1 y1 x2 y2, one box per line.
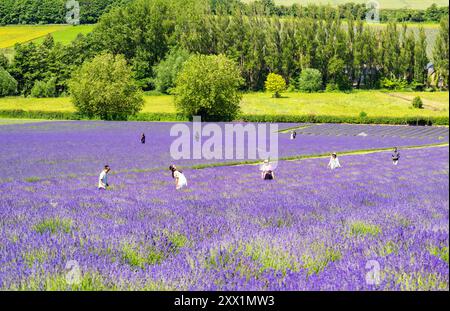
141 133 146 144
260 159 275 180
327 153 341 170
392 147 400 165
169 165 188 190
98 165 111 190
290 131 297 140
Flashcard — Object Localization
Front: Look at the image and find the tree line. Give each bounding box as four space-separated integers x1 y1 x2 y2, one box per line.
0 0 132 25
1 0 449 99
0 0 448 25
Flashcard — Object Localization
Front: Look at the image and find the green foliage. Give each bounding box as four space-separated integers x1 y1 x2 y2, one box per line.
69 53 144 120
325 83 339 92
302 248 342 275
412 96 424 109
24 176 41 182
265 73 286 98
432 18 449 89
328 56 351 91
359 111 368 118
121 243 165 268
30 77 57 98
174 54 243 121
1 109 448 126
381 77 409 90
153 48 190 94
33 218 73 234
0 53 8 69
0 67 17 97
298 68 322 93
0 0 133 25
349 222 381 237
93 0 183 90
429 246 449 264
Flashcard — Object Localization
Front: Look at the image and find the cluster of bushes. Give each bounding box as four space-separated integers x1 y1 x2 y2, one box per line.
30 78 57 98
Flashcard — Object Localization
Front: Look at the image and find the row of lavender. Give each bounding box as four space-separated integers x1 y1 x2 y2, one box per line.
0 147 448 290
0 121 447 180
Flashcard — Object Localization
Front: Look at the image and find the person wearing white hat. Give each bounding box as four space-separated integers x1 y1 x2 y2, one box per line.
260 159 275 180
327 153 341 170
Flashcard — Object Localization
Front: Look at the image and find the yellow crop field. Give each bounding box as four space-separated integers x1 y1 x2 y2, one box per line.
0 25 70 48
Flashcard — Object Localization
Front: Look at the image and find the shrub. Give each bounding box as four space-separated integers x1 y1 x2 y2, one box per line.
0 53 8 69
0 67 17 97
359 111 368 118
298 68 322 93
153 48 190 94
174 54 243 122
265 73 286 98
69 53 144 121
325 83 339 92
30 78 57 98
381 77 409 90
412 96 424 109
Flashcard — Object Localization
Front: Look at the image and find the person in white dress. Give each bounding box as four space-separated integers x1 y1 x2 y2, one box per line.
98 165 111 190
169 165 188 190
327 153 341 170
260 159 275 180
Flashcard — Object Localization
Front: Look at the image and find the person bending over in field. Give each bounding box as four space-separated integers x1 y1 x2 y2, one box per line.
98 165 111 190
392 147 400 166
327 153 341 170
141 133 146 144
260 159 275 180
169 165 188 190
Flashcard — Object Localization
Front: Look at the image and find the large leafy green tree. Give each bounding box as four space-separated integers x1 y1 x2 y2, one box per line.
153 48 191 94
433 18 449 89
414 27 428 85
0 67 17 97
174 54 243 121
69 53 144 120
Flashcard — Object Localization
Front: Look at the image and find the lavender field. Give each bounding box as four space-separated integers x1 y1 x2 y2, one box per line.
0 121 448 291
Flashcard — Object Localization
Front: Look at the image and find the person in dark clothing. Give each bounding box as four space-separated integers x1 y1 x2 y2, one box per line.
141 133 146 144
392 147 400 165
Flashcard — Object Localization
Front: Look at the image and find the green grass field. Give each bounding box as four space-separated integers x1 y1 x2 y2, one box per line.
264 0 448 9
0 118 51 125
0 91 448 119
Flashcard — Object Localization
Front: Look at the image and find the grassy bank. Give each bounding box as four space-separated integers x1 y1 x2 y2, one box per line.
0 91 448 125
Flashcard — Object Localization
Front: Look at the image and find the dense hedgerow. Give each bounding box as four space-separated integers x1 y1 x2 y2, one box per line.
0 110 448 125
